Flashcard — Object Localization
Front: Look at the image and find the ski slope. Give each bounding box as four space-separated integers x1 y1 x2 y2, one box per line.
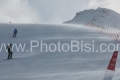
0 24 120 80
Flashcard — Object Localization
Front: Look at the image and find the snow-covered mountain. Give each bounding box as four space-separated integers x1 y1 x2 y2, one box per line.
64 7 120 29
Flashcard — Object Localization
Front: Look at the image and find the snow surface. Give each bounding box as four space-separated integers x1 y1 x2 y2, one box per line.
64 8 120 29
0 23 120 80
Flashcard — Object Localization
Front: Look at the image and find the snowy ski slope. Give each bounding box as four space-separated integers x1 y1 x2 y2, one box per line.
0 24 120 80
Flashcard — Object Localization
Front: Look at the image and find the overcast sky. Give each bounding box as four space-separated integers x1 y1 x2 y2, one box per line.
0 0 120 24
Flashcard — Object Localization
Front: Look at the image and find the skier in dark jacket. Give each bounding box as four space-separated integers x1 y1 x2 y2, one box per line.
13 28 17 37
6 44 13 59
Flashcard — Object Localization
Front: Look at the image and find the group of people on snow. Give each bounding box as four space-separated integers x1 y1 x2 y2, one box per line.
6 28 17 59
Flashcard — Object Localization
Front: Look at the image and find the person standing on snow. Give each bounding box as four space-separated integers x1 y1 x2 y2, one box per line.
6 44 13 59
13 28 17 37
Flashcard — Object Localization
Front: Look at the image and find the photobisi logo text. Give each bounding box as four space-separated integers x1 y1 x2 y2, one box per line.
0 40 120 53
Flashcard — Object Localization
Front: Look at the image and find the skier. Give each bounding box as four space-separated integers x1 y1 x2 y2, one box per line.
13 28 17 37
6 44 13 59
